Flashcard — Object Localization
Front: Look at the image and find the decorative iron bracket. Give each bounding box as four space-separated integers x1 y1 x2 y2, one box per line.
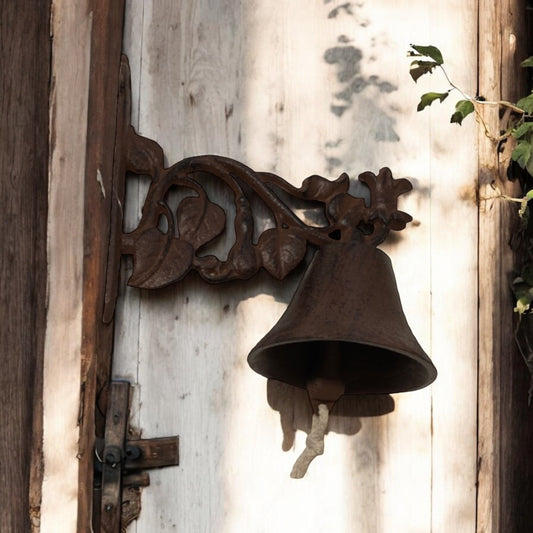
95 381 179 533
104 56 414 321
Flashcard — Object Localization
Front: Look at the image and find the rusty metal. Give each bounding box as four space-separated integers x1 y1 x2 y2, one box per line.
248 242 437 411
116 122 413 289
100 381 129 533
97 381 179 533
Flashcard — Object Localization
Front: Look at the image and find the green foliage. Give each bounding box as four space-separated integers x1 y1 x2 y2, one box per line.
511 123 533 175
512 122 533 138
520 56 533 68
409 61 439 82
513 262 533 313
417 91 449 111
517 93 533 114
408 44 444 65
408 44 533 318
518 189 533 229
450 100 475 125
511 140 532 169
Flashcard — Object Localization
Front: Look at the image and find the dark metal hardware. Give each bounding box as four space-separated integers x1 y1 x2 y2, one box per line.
96 381 179 533
103 56 413 322
117 133 412 291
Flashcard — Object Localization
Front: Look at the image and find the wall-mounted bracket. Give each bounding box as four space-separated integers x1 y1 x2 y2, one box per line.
103 56 414 323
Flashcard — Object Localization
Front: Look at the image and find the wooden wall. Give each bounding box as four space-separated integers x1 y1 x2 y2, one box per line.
23 1 532 532
0 2 50 532
115 1 479 531
477 1 533 531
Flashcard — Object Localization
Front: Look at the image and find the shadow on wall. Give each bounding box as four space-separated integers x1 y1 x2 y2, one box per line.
323 3 400 174
267 379 395 451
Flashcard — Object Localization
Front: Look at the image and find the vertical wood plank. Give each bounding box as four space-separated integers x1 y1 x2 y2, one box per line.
426 3 479 532
78 0 126 530
40 2 93 531
477 2 503 529
0 1 50 532
41 1 126 531
477 2 533 532
498 6 533 531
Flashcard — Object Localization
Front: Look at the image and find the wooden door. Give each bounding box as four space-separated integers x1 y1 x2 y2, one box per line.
114 1 479 531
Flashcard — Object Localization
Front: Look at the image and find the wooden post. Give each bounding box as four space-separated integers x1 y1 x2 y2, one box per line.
40 1 126 531
477 1 533 531
0 2 51 532
78 1 126 530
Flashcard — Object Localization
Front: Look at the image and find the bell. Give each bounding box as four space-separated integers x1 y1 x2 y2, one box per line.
247 241 437 402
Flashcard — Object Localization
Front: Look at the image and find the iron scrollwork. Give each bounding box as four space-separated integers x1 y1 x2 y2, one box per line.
120 126 413 290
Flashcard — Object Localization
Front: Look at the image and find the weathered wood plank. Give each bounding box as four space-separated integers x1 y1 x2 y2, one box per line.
498 5 533 531
78 0 126 530
40 2 93 532
426 3 479 532
0 2 50 532
477 3 504 530
40 1 126 531
477 2 533 532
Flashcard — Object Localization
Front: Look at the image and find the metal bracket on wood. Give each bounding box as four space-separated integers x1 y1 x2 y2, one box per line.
103 56 413 322
95 381 179 533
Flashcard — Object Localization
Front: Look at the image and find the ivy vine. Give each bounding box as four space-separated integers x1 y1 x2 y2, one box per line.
408 43 533 314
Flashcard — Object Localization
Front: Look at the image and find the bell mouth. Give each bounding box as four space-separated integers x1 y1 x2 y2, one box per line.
247 242 437 396
248 339 437 395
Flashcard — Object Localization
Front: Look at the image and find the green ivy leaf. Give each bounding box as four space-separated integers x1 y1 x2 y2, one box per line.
512 277 533 314
521 56 533 68
517 93 533 114
417 91 449 112
518 190 533 226
515 296 532 314
512 140 532 168
409 44 444 65
512 122 533 139
409 60 439 82
450 99 475 125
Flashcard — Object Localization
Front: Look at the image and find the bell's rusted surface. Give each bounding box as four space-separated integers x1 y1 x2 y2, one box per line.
247 241 437 395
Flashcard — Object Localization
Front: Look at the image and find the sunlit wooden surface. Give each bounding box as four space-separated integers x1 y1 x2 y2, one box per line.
115 1 479 531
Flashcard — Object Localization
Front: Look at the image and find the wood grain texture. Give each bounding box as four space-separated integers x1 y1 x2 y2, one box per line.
426 3 479 532
116 1 479 532
477 2 533 532
40 1 126 531
0 2 50 532
477 4 503 531
498 5 533 531
78 0 126 530
40 2 92 532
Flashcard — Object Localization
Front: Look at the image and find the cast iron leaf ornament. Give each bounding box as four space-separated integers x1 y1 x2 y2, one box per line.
121 129 414 289
358 168 413 229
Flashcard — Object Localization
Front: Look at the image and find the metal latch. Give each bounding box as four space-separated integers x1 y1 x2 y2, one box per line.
94 381 179 532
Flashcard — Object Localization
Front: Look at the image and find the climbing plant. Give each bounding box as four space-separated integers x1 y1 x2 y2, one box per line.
408 43 533 397
408 43 533 314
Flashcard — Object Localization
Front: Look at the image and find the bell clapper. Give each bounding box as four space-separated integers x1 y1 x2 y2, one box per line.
290 358 345 478
290 403 330 478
